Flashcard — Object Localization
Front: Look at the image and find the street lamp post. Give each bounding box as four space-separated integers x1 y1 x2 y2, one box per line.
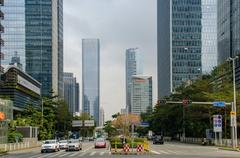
228 56 238 148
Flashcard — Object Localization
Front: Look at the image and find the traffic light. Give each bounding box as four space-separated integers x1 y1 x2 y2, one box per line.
182 99 192 106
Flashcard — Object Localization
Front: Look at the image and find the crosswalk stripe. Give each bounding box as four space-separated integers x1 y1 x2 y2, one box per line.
29 153 43 158
58 152 70 157
100 152 105 156
36 153 56 158
89 152 96 156
150 150 161 155
79 152 88 157
69 151 81 157
160 150 170 154
49 151 63 157
166 150 178 154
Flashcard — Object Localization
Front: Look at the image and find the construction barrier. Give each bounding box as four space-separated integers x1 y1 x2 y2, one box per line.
123 144 130 152
137 144 144 152
143 141 150 151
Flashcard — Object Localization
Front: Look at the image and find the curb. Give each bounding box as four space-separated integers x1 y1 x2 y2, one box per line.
111 150 150 155
218 147 240 152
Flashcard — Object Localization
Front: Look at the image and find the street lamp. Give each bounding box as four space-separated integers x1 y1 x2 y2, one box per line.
227 56 239 148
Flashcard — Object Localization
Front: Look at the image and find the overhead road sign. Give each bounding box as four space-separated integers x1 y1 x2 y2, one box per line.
140 122 149 127
213 101 226 107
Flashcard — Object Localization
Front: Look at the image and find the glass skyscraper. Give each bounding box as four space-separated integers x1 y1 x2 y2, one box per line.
125 48 142 113
218 0 240 88
2 0 25 70
131 75 152 115
63 72 79 114
82 39 100 125
25 0 63 97
201 0 217 74
158 0 202 97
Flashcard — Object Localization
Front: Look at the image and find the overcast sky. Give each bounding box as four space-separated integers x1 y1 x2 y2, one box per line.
63 0 157 120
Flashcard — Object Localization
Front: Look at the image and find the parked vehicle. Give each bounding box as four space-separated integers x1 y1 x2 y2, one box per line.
152 135 164 144
41 140 60 153
94 138 107 148
59 140 68 149
66 139 82 151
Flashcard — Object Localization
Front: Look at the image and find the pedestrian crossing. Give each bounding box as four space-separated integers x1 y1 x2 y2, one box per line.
26 151 111 158
151 149 184 155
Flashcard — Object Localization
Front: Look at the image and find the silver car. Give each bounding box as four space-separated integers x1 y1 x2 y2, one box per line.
66 139 82 151
59 140 68 149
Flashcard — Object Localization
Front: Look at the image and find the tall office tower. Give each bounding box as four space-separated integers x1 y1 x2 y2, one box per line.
9 52 23 70
2 0 25 71
82 39 100 126
99 107 104 127
25 0 63 97
131 75 152 115
0 0 4 75
75 83 79 113
125 48 142 113
63 72 79 114
201 0 217 74
218 0 240 88
157 0 202 98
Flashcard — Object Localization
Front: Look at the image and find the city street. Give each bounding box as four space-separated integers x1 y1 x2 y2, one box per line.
2 142 240 158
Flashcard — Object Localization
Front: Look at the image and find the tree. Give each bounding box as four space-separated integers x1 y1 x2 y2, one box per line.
103 120 117 138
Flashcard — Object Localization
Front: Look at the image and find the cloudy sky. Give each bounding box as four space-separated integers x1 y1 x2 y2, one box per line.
63 0 157 120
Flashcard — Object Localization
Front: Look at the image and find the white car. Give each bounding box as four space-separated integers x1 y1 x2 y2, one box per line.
59 140 68 149
66 139 82 151
41 140 60 153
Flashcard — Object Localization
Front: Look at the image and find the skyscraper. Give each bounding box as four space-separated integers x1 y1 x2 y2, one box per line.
25 0 63 97
125 48 142 113
218 0 240 88
131 75 152 115
157 0 202 97
63 72 79 114
201 0 217 74
2 0 25 71
82 39 100 126
99 107 104 127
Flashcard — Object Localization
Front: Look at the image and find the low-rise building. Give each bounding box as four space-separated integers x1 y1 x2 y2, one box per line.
0 65 41 111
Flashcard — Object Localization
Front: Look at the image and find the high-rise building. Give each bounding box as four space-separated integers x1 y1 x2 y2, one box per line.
131 75 152 115
25 0 63 97
201 0 217 74
0 0 5 76
2 0 25 71
82 39 100 126
9 52 23 70
63 72 79 114
157 0 202 97
125 48 142 113
99 107 104 127
217 0 240 88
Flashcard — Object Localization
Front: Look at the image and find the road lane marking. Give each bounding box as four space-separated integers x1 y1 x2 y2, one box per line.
69 151 81 157
59 152 70 157
160 150 170 154
37 153 56 158
79 152 88 157
150 150 161 155
89 152 96 156
49 151 63 157
100 152 105 155
82 145 93 152
166 150 178 154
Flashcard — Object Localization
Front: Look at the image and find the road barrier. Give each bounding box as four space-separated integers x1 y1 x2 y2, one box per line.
137 144 144 152
0 140 41 152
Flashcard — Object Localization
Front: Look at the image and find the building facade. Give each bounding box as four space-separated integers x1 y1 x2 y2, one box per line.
131 75 152 116
25 0 63 98
218 0 240 88
63 72 79 114
0 65 41 110
201 0 217 74
99 107 104 127
1 0 25 71
158 0 202 97
125 48 142 113
82 39 100 126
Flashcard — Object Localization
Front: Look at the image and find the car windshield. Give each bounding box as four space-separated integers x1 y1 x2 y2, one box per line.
44 140 56 144
96 138 105 142
59 140 67 143
68 139 79 143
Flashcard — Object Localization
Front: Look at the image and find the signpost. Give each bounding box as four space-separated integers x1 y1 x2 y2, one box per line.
213 115 222 145
140 122 149 127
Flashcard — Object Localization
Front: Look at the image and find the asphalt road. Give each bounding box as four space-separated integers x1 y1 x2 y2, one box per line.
2 141 240 158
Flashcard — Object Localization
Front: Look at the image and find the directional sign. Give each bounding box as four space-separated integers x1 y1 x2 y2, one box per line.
72 120 83 127
213 115 222 132
213 102 226 107
140 122 149 127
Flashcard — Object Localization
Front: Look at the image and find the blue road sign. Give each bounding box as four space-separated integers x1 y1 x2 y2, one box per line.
140 122 149 127
213 101 226 107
